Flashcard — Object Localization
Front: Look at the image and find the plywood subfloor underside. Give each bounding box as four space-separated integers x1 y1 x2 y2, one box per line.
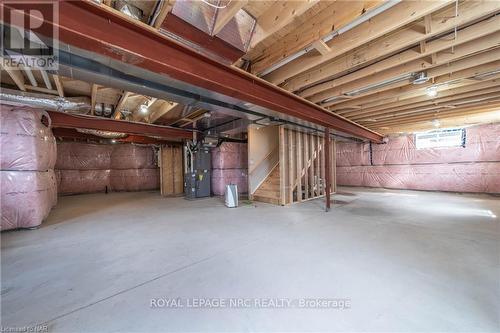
1 188 499 332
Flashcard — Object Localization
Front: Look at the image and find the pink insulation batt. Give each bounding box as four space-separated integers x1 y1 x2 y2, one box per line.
212 169 248 195
1 104 58 230
110 144 156 169
1 171 56 230
109 169 159 191
55 141 159 194
211 142 248 195
56 169 111 195
336 123 500 194
0 105 56 171
56 142 112 170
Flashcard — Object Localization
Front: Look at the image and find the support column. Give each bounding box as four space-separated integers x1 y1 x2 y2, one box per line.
324 127 331 212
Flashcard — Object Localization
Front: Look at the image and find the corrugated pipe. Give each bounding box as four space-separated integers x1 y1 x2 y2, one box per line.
0 88 91 113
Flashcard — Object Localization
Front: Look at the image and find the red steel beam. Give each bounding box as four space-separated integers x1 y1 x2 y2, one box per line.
160 13 244 64
48 111 193 140
3 1 383 142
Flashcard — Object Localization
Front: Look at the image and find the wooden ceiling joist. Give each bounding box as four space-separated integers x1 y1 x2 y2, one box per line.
113 91 131 119
263 0 454 84
151 0 176 29
248 1 384 74
327 60 500 110
212 0 248 35
53 75 64 97
249 0 319 49
149 101 178 123
355 89 500 122
312 45 500 105
364 102 500 127
90 83 98 115
0 62 26 91
300 16 500 99
281 1 500 92
342 79 500 118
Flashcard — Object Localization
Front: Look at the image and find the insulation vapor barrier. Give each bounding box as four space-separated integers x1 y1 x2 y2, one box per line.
212 169 248 196
211 142 248 195
336 123 500 194
55 142 159 195
0 106 56 171
1 105 57 231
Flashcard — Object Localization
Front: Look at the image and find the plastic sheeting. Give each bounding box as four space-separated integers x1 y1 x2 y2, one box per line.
56 143 112 170
336 123 500 194
371 124 500 165
0 170 56 230
211 169 248 196
56 169 111 195
211 142 248 169
0 105 56 171
336 142 370 167
337 163 500 193
55 141 159 195
1 106 57 231
109 169 159 191
56 143 156 170
211 142 248 195
110 145 156 169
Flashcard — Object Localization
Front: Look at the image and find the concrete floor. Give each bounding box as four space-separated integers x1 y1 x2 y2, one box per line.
1 187 499 332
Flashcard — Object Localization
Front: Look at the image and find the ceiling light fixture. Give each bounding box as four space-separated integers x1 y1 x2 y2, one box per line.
432 119 441 128
426 86 438 97
140 104 149 114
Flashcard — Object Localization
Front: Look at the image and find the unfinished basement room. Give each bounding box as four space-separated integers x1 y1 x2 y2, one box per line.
1 0 499 332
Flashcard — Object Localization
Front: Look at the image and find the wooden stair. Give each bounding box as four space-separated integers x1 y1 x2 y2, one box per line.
252 164 281 205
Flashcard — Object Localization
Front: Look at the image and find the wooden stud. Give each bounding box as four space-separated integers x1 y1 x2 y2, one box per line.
296 131 302 202
279 126 286 206
309 133 314 198
424 14 432 34
113 91 131 119
152 0 176 29
315 134 320 196
324 128 330 211
90 83 98 115
288 129 294 204
25 85 58 95
304 133 309 200
212 0 248 35
0 61 26 91
320 134 325 196
312 39 331 56
53 75 64 97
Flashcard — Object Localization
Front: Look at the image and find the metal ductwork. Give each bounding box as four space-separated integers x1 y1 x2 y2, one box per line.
0 88 91 113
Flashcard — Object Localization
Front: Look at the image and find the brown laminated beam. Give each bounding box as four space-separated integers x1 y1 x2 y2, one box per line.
47 111 193 140
3 1 383 143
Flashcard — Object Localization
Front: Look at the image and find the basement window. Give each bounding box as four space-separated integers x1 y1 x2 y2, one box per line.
415 128 466 149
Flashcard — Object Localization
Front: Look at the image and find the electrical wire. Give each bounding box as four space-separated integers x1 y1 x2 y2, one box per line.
201 0 232 9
